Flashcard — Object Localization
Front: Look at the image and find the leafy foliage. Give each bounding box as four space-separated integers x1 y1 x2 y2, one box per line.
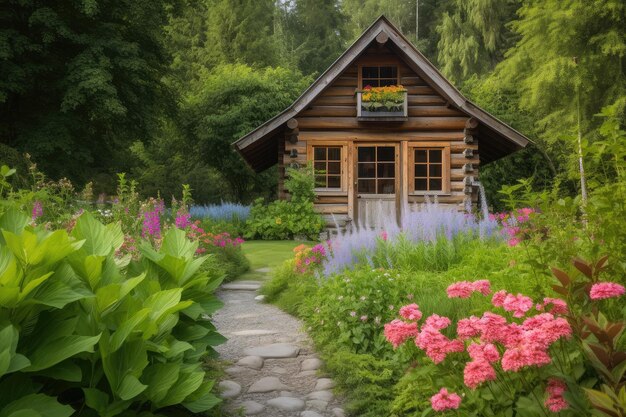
245 165 323 240
0 208 224 416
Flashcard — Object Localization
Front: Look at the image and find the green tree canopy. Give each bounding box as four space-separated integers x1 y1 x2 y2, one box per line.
182 64 312 201
0 0 176 184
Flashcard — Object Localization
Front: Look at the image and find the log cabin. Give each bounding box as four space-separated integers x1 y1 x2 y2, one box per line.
233 16 530 229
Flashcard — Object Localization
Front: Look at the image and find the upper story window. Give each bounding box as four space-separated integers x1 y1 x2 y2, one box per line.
361 66 398 87
313 146 342 189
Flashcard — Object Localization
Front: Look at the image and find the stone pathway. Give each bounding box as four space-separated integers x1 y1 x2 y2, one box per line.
213 278 345 417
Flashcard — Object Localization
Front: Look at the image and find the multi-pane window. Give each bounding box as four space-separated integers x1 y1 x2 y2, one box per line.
413 148 443 191
361 66 398 87
313 146 342 189
357 146 396 194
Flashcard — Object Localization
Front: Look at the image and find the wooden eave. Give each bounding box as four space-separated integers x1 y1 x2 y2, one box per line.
233 15 531 172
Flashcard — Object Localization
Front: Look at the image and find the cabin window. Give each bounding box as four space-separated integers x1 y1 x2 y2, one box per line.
357 145 396 194
410 147 449 193
313 146 342 189
361 66 398 87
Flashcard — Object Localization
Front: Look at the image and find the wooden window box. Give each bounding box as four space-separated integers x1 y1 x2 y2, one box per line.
356 91 408 121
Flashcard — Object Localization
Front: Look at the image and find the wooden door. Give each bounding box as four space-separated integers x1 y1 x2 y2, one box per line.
354 144 399 228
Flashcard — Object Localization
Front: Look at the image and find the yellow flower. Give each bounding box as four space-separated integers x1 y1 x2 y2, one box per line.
275 217 282 225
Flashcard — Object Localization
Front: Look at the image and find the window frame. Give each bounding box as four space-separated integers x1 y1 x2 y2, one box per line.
307 142 348 193
356 144 398 195
408 142 451 195
358 61 400 89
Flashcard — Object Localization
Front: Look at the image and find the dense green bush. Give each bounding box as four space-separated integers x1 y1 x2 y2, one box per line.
0 209 225 416
245 165 323 240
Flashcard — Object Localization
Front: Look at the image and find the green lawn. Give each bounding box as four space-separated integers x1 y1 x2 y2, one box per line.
237 240 315 281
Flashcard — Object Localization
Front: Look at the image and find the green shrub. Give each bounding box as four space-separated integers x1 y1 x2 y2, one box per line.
205 243 250 282
0 209 225 416
245 165 323 240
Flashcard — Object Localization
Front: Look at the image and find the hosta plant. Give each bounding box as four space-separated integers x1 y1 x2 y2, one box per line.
0 208 225 416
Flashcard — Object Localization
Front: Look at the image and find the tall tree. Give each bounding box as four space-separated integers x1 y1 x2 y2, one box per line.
291 0 347 75
489 0 626 190
436 0 520 83
0 0 176 184
182 64 312 201
204 0 281 68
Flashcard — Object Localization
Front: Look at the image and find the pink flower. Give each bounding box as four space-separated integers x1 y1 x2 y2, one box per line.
491 290 508 307
508 237 521 247
464 360 496 389
540 298 568 315
467 342 500 363
360 315 368 322
590 282 625 300
472 280 491 296
457 316 481 339
502 293 534 318
447 281 474 298
477 312 508 343
399 304 422 321
424 314 451 330
350 311 357 317
380 231 388 241
430 388 462 411
545 378 569 412
384 319 419 349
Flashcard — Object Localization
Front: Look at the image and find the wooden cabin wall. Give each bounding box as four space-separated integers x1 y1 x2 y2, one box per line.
282 45 480 227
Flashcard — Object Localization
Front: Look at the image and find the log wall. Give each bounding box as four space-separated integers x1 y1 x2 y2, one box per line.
282 45 480 227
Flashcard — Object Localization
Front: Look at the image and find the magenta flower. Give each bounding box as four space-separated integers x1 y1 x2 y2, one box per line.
430 388 462 411
175 212 191 229
142 209 161 238
32 201 43 221
590 282 625 300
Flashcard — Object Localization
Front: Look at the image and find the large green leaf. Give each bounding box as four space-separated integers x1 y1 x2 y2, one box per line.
156 369 204 408
25 334 101 371
110 308 150 352
83 388 131 417
0 208 29 236
118 374 147 401
142 362 181 403
71 212 123 256
0 394 73 417
183 392 221 413
0 324 30 378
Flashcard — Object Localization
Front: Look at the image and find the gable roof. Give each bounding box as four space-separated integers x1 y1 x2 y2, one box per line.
234 15 531 172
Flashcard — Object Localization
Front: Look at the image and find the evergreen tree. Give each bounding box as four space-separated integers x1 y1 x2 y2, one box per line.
436 0 520 83
291 0 347 75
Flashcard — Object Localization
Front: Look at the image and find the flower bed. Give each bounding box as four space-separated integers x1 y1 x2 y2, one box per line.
357 85 407 117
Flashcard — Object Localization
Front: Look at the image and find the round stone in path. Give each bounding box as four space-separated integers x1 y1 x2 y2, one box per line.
314 378 335 391
231 329 277 336
218 380 241 398
271 366 288 374
306 399 328 411
237 356 264 370
247 376 289 393
306 390 334 402
301 411 325 417
239 400 265 415
222 282 262 291
244 343 300 359
301 358 323 371
267 397 306 411
254 294 266 302
332 408 346 417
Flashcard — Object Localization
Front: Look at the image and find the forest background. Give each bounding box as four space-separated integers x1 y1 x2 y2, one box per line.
1 0 624 209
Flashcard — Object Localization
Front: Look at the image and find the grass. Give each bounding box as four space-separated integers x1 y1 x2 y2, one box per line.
236 240 314 281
